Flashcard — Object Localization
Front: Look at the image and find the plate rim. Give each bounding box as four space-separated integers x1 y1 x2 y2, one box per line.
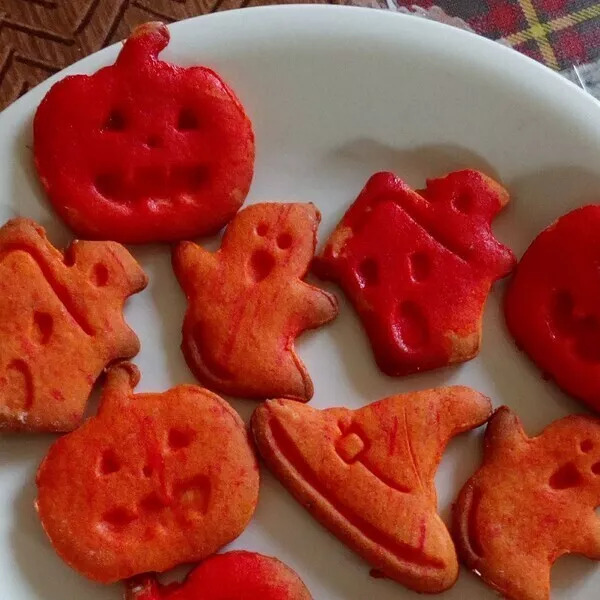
2 6 600 600
1 4 599 126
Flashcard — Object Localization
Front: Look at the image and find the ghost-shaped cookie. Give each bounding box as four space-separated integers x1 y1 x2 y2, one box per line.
0 218 147 432
34 22 254 244
454 407 600 600
505 205 600 413
173 202 338 401
252 386 492 593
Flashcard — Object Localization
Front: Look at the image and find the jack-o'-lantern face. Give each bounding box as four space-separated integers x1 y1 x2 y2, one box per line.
34 22 255 244
36 363 259 583
505 205 600 412
454 407 600 600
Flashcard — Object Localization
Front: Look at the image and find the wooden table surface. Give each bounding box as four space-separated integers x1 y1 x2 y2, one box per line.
2 0 600 111
0 0 386 111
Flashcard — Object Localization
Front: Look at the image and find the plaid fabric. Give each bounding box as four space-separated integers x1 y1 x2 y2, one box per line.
403 0 600 69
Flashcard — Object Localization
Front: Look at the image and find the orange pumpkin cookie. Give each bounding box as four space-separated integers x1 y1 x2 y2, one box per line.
125 551 312 600
36 363 259 583
251 386 492 593
314 170 515 376
173 202 338 401
0 218 147 432
453 407 600 600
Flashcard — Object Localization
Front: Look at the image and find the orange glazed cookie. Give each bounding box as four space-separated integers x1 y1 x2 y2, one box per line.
125 551 312 600
454 407 600 600
252 386 492 593
173 202 338 401
314 170 515 376
0 218 147 432
36 363 259 583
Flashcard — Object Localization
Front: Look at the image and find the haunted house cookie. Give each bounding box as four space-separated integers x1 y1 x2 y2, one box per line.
36 363 259 583
252 386 492 592
505 205 600 412
173 202 338 401
125 551 313 600
0 218 147 432
454 407 600 600
314 170 515 376
34 22 255 244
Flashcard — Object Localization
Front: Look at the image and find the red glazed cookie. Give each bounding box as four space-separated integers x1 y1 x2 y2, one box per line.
453 407 600 600
34 22 254 244
36 363 259 583
505 206 600 412
173 202 338 401
125 551 312 600
252 386 492 593
0 218 147 432
314 170 515 376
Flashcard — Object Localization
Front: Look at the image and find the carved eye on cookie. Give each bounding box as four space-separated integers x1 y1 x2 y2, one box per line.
547 439 600 489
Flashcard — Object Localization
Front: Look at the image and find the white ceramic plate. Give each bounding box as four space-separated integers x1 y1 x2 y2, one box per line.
2 6 600 599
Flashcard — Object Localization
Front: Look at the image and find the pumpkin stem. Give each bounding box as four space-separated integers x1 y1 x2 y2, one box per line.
98 361 140 413
117 22 170 68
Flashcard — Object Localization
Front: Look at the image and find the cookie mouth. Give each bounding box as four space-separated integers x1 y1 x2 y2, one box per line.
93 164 209 205
263 412 446 573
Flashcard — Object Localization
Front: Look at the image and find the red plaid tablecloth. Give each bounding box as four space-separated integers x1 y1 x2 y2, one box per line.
403 0 600 70
1 0 600 110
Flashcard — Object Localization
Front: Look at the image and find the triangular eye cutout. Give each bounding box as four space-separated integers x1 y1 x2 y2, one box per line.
252 386 492 593
314 169 515 377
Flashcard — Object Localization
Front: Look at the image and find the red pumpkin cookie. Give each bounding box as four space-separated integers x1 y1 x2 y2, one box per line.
125 551 312 600
173 202 338 401
505 205 600 412
34 22 255 244
453 407 600 600
252 386 492 593
314 170 515 376
0 218 147 432
36 363 259 583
